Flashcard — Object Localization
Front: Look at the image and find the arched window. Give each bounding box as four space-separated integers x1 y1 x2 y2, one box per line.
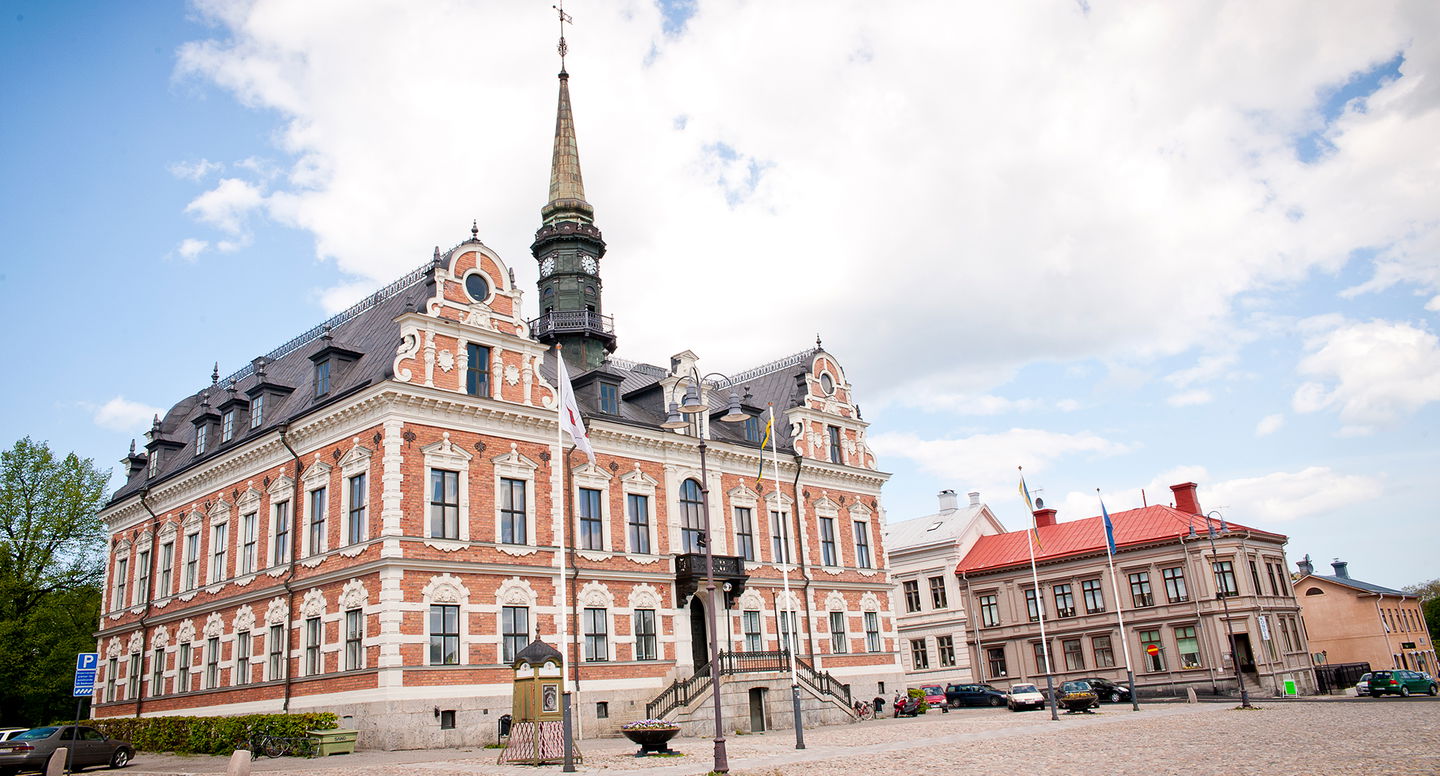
1304 587 1324 596
680 479 704 553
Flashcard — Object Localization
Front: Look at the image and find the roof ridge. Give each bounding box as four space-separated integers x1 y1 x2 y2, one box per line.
731 347 818 384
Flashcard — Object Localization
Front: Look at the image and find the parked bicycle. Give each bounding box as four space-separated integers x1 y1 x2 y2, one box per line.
235 728 315 759
852 699 874 720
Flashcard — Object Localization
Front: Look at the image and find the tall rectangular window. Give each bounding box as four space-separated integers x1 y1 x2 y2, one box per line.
305 617 322 676
598 382 619 414
308 486 328 555
627 494 651 554
196 424 207 456
769 511 790 563
235 631 251 685
979 594 1000 627
273 501 290 565
819 517 837 566
136 550 150 605
1265 562 1281 596
930 576 949 609
127 653 141 699
578 487 603 551
910 638 928 670
829 611 848 653
1162 566 1188 603
177 642 191 692
502 606 528 664
149 448 160 477
210 522 228 582
583 608 608 662
1033 641 1051 673
345 609 363 671
106 657 117 702
1140 629 1165 671
827 425 842 464
1212 561 1238 598
680 480 704 553
159 541 173 596
778 610 799 655
429 470 458 540
151 647 164 695
865 611 881 653
1053 584 1075 618
1082 579 1105 613
903 580 922 613
500 478 526 544
1129 572 1154 607
853 521 872 568
987 647 1007 677
466 344 490 397
1092 635 1115 668
268 624 285 680
429 604 459 665
183 532 199 591
743 415 761 443
1062 638 1084 671
1025 588 1043 622
113 557 128 610
206 636 220 688
742 610 762 652
732 507 754 561
1249 560 1263 596
240 513 257 574
1175 626 1201 668
314 359 330 397
222 410 235 442
937 635 956 667
250 394 264 428
634 609 658 661
347 474 366 545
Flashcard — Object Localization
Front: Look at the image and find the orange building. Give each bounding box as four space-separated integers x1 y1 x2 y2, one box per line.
1295 557 1435 675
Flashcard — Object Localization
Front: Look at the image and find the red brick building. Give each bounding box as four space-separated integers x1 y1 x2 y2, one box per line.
92 62 900 748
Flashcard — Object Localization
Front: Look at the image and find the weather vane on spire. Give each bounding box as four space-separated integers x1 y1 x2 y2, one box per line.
554 1 573 71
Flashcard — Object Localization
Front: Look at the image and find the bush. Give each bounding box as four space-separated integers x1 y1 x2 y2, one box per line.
82 712 338 755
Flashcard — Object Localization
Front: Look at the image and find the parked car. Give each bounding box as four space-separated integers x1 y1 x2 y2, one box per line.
945 683 1008 707
1079 677 1132 703
1367 670 1438 697
0 731 24 743
0 725 134 774
917 685 948 711
1354 672 1372 696
1006 683 1046 711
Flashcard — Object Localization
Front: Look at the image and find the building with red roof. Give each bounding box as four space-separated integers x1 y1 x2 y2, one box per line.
955 483 1317 698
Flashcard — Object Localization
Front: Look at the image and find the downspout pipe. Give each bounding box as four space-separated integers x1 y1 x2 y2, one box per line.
790 454 817 661
135 488 164 719
278 424 304 714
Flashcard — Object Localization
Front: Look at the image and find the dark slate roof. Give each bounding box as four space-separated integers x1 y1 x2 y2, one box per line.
1302 574 1411 597
513 639 563 666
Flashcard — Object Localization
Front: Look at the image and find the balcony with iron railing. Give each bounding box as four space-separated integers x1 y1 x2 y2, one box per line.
674 552 747 606
528 310 615 341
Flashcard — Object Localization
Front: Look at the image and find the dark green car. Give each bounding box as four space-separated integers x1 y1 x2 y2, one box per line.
1368 670 1438 697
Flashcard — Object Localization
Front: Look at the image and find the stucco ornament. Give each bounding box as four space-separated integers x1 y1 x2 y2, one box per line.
176 619 196 643
265 597 289 625
423 573 469 604
128 631 145 654
234 605 256 632
301 588 328 617
339 579 369 610
578 581 614 609
204 612 224 638
496 577 536 607
628 583 663 611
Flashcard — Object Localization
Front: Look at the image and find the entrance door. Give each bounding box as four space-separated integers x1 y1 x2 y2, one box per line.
690 596 709 672
1233 634 1256 673
749 688 767 732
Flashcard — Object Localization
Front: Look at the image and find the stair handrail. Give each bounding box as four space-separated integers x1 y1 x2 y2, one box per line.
645 658 714 720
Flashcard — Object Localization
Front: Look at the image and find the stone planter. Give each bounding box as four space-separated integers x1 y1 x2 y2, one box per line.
622 727 680 756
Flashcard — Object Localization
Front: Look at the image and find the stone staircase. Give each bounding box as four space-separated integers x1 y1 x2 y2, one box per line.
645 651 856 735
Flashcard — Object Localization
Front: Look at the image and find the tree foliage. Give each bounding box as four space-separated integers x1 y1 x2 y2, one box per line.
0 437 109 726
1404 578 1440 643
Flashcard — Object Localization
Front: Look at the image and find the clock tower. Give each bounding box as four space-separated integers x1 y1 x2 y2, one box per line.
528 64 616 372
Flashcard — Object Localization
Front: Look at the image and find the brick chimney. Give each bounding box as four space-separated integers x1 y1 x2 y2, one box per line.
1170 482 1202 516
1033 507 1058 528
1331 559 1350 579
937 490 958 513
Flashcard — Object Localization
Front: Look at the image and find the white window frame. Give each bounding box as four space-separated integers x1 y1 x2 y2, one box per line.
267 476 294 568
572 462 614 554
338 443 373 546
492 447 538 549
301 460 332 557
421 435 471 543
621 468 660 555
208 520 228 585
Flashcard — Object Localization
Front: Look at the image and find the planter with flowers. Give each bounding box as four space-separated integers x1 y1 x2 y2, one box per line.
621 719 681 756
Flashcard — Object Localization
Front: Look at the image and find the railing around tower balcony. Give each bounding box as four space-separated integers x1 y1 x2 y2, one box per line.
528 310 615 340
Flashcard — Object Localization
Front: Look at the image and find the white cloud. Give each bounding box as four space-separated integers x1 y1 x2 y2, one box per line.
1165 354 1238 389
175 238 210 260
1255 413 1284 437
169 1 1440 384
1166 389 1214 407
168 158 224 181
1291 318 1440 433
92 396 163 434
870 428 1131 499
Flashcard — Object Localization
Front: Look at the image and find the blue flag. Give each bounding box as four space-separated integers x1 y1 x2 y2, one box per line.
1100 496 1116 556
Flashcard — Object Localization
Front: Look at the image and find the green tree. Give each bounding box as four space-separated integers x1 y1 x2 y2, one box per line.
0 437 109 725
1403 578 1440 646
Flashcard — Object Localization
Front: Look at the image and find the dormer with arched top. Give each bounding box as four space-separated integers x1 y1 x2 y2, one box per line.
784 349 878 470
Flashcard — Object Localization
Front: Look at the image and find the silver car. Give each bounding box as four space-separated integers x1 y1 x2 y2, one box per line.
0 725 134 774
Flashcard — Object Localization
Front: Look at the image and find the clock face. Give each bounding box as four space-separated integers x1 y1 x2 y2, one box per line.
540 256 556 277
581 256 598 275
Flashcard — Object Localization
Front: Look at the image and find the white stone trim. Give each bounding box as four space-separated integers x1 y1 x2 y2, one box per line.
572 462 613 554
492 444 538 548
421 433 472 542
619 465 659 556
337 437 373 546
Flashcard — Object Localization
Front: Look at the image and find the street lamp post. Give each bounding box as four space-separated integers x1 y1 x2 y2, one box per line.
1205 510 1252 708
662 369 748 774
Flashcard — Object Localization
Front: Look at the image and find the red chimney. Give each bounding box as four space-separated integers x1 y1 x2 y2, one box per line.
1033 507 1057 528
1170 482 1202 516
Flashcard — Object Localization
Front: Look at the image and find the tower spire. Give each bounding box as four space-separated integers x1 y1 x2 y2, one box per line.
543 3 592 227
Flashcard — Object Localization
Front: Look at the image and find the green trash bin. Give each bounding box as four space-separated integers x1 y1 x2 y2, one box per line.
307 728 358 756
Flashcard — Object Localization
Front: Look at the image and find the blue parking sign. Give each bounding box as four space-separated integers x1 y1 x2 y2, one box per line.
74 653 99 697
76 653 99 671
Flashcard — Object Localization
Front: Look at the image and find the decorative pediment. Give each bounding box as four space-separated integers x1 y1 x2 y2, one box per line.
764 491 796 509
265 597 289 625
182 509 203 531
339 579 369 610
775 590 802 611
496 577 537 607
423 573 470 604
204 612 224 638
737 588 765 611
237 485 263 512
860 591 882 612
813 495 840 514
627 583 663 611
571 461 612 481
301 587 327 617
233 605 256 632
107 636 122 658
620 465 658 491
176 619 196 643
338 438 373 473
127 631 145 654
208 498 232 522
301 455 333 487
158 520 178 541
848 501 874 518
727 484 759 504
268 475 295 499
113 538 131 555
578 581 614 609
421 433 472 468
824 591 848 611
492 444 538 474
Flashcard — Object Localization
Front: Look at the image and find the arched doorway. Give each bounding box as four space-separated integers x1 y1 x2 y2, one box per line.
690 596 709 672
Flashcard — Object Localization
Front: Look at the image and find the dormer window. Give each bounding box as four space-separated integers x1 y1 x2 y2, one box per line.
743 415 761 443
308 342 361 401
221 411 235 442
195 424 208 456
251 395 264 428
314 360 331 397
598 382 619 415
149 450 160 478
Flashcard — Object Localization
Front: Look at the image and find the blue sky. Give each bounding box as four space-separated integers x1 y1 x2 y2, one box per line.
2 1 1437 589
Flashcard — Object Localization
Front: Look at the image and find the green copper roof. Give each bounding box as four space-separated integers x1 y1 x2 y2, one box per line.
542 71 594 225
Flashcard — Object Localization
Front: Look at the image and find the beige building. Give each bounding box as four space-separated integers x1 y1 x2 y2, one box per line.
956 483 1317 698
1294 557 1435 675
884 490 1004 688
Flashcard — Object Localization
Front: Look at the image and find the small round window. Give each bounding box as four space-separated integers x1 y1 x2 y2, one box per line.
464 273 490 302
820 373 835 394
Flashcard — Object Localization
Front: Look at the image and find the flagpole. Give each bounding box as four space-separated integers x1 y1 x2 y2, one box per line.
1098 491 1140 712
1027 527 1058 720
555 346 574 771
765 405 805 748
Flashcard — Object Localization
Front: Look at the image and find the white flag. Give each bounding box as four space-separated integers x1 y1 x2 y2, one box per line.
555 352 595 464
